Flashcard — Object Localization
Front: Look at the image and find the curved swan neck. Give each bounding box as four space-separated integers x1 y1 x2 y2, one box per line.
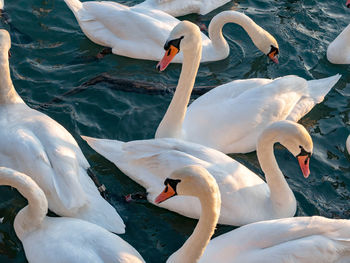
0 51 22 104
0 167 48 240
169 192 220 263
155 42 202 139
209 11 268 54
256 132 295 211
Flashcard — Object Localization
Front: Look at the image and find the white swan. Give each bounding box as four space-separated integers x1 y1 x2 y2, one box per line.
82 120 312 226
346 135 350 155
0 0 3 10
327 23 350 64
0 167 144 263
63 0 279 63
0 29 124 233
136 0 231 17
155 165 350 263
156 21 341 154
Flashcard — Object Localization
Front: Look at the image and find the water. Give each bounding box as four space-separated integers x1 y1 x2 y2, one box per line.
0 0 350 262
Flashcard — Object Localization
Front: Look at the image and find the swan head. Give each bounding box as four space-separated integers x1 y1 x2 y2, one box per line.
154 165 220 204
0 29 11 58
157 21 201 71
347 0 350 8
255 31 279 64
259 120 313 178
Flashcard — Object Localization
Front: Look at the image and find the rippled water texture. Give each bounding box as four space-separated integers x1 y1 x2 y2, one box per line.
1 0 350 262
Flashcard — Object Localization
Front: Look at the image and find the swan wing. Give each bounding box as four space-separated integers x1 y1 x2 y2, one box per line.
82 136 267 223
66 0 179 60
201 216 350 263
0 127 87 210
23 218 144 263
184 75 308 153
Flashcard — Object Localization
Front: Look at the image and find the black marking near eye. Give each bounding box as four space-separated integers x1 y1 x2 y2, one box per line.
164 178 181 195
164 36 184 51
297 146 311 164
167 49 171 56
267 45 279 56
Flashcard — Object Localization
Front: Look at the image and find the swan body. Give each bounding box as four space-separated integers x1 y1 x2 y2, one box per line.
64 0 278 63
327 24 350 64
155 166 350 263
156 21 340 154
346 135 350 155
82 120 313 226
0 167 144 263
136 0 231 17
0 29 124 233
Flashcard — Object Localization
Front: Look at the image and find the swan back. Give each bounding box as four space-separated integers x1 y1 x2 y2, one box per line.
327 24 350 64
0 167 48 240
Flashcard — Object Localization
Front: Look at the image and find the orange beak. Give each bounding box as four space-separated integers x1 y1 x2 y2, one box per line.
156 45 179 71
297 155 310 178
268 50 279 64
347 0 350 8
154 184 176 204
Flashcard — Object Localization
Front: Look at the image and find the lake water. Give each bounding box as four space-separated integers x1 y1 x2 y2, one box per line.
1 0 350 262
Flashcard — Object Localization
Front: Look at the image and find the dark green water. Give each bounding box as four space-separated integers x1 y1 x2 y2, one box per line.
1 0 350 262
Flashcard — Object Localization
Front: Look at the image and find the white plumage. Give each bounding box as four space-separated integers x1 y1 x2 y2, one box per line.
64 0 278 63
0 167 144 263
0 29 125 234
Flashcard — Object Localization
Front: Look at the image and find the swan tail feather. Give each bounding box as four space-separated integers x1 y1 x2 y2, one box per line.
287 74 341 122
64 0 83 14
306 74 341 103
81 136 124 163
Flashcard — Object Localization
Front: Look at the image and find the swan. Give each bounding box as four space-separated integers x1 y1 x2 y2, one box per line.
155 165 350 263
156 20 341 154
0 167 144 263
346 135 350 155
63 0 279 63
136 0 231 17
327 23 350 64
0 29 125 233
0 0 3 10
82 120 312 226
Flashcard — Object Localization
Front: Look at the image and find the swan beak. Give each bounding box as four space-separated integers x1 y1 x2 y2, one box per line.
268 51 279 64
156 45 179 71
154 184 176 204
347 0 350 8
297 155 310 178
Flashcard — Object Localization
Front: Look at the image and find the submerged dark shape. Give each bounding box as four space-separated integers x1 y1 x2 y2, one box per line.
37 73 215 109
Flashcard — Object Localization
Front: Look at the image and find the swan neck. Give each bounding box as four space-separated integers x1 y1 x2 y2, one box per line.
257 133 295 210
169 192 220 263
0 168 48 240
156 43 202 139
0 52 22 104
209 11 264 53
